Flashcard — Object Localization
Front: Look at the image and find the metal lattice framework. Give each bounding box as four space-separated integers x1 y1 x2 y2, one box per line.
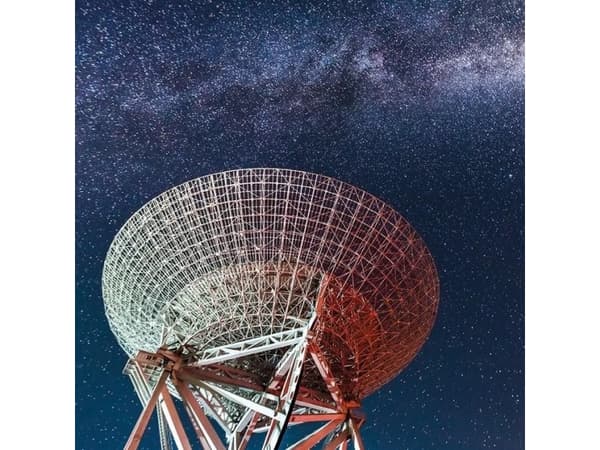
102 168 439 450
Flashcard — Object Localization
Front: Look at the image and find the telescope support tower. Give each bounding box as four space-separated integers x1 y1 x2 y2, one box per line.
123 316 366 450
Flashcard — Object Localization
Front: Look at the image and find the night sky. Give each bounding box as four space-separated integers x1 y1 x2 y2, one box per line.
75 1 524 449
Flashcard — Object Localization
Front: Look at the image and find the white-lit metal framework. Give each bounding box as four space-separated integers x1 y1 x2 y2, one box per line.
102 168 439 449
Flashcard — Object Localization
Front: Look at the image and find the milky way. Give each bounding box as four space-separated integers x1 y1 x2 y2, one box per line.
76 1 524 449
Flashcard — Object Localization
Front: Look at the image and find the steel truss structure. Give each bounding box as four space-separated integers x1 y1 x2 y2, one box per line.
124 316 366 450
103 168 440 449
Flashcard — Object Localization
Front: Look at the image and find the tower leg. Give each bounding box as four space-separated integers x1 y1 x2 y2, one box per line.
124 369 169 450
348 419 365 450
129 360 193 450
127 361 172 450
157 386 194 450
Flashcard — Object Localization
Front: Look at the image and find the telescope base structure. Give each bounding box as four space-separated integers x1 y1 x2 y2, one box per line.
123 325 367 450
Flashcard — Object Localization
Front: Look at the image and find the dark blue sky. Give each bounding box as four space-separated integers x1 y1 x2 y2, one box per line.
76 1 524 448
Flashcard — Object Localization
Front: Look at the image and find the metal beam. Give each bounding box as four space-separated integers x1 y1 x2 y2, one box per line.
293 394 338 414
157 386 194 450
323 426 350 450
124 369 169 450
173 379 227 450
180 367 282 407
198 380 280 421
285 420 343 450
179 366 268 393
192 386 235 435
262 340 308 450
235 409 261 450
195 327 308 366
289 413 346 424
348 419 365 450
307 343 345 411
156 408 173 450
127 363 173 450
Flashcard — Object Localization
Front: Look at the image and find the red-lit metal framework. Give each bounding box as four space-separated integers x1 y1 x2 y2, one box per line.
102 168 439 449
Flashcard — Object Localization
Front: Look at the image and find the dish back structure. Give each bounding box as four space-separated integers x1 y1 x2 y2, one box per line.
102 168 439 450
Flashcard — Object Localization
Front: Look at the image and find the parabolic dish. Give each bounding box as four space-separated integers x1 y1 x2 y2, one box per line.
102 168 439 400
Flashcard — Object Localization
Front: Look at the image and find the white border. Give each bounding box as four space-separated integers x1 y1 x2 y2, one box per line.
0 2 73 448
526 1 600 449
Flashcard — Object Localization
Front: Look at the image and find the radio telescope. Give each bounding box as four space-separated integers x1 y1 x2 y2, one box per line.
102 168 439 450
